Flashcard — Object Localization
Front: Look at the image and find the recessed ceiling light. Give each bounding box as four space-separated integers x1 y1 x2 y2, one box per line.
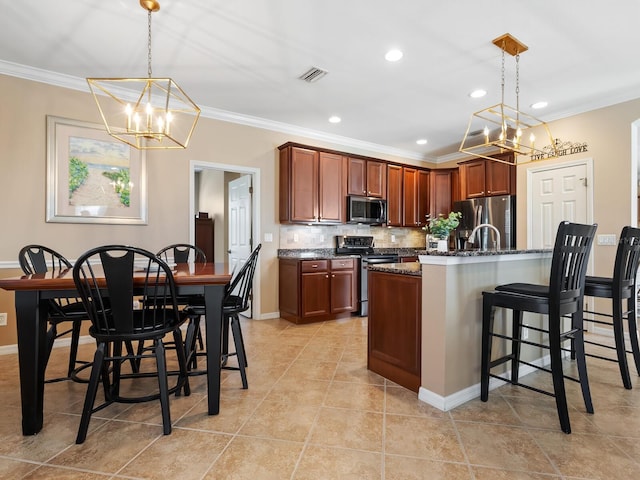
531 101 548 109
328 116 341 123
469 89 487 98
385 49 403 62
416 139 427 145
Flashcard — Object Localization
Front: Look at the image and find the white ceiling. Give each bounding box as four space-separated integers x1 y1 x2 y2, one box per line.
2 0 640 162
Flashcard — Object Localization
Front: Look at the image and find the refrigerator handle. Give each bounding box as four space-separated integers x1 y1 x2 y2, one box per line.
475 205 482 226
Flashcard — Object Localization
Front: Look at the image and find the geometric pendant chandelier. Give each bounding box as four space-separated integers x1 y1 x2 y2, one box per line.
459 33 557 164
87 0 200 150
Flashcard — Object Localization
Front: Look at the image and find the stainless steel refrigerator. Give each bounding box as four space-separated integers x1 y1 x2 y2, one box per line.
453 195 516 250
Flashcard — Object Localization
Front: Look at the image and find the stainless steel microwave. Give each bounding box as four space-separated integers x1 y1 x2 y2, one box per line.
347 196 387 224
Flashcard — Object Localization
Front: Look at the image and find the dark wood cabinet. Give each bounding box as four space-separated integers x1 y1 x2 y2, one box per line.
430 168 454 218
368 270 421 392
387 165 429 227
386 164 403 227
403 168 431 227
195 215 215 262
348 158 387 198
459 154 515 199
279 257 358 324
279 144 346 224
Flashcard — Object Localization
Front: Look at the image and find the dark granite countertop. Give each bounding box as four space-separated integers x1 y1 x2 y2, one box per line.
416 248 550 257
368 262 421 276
278 248 423 259
277 248 550 259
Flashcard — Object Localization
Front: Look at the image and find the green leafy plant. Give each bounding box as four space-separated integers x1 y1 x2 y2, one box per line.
424 211 462 238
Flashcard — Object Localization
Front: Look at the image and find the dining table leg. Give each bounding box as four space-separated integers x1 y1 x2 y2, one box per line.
203 284 224 415
15 290 48 435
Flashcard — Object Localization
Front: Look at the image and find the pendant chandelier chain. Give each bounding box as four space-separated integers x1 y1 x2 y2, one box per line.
147 9 153 78
515 53 520 115
500 42 506 106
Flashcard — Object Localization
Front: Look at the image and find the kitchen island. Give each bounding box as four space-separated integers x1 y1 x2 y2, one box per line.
368 249 551 411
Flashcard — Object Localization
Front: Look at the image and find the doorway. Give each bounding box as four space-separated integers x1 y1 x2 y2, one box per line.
526 158 594 248
189 160 261 319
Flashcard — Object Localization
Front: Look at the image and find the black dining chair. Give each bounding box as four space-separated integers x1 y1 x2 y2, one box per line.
72 245 191 444
184 244 262 389
581 226 640 389
154 243 207 366
480 221 597 434
18 245 91 383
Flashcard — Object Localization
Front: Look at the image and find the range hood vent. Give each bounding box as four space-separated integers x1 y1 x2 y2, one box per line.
298 67 329 83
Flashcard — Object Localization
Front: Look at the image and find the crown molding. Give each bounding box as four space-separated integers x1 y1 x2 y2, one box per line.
0 60 429 163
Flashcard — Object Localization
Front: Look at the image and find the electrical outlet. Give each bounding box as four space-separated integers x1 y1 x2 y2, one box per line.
0 313 7 326
522 325 529 340
293 233 299 242
391 234 396 243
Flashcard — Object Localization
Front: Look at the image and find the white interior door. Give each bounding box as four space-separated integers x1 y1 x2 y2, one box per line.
228 174 252 275
529 162 589 248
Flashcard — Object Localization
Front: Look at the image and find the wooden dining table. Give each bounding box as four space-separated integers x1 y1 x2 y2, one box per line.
0 261 232 436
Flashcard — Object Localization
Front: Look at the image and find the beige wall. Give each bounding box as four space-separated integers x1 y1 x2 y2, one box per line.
515 98 640 279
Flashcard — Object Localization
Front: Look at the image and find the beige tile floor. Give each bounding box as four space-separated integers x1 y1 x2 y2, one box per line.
0 317 639 479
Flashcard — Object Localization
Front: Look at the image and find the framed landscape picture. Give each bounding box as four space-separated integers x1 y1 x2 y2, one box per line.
46 115 147 224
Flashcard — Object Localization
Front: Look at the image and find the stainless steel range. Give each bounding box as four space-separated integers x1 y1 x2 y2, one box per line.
335 236 399 316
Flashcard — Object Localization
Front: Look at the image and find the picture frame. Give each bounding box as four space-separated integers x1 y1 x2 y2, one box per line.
46 115 147 225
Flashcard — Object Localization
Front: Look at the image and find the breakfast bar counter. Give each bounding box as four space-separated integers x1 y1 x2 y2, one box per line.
368 249 552 411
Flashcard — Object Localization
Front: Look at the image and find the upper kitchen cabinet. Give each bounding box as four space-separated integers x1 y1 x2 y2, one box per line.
430 168 455 218
386 164 403 227
403 167 430 227
459 153 515 199
348 157 387 198
279 143 346 224
386 164 429 228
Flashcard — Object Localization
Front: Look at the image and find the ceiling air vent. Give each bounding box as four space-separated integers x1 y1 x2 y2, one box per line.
298 67 329 83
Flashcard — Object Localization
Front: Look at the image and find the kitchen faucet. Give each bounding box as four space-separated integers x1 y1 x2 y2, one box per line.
467 223 501 251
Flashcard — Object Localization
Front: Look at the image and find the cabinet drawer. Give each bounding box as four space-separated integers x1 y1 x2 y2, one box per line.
330 258 355 270
301 260 329 272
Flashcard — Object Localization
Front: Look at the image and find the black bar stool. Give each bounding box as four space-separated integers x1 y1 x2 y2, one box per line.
480 221 597 434
582 226 640 389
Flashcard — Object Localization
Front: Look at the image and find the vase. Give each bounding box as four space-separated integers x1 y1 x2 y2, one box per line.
426 234 438 251
436 238 448 252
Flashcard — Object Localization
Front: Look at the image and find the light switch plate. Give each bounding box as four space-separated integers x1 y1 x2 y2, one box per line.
0 313 7 326
597 234 617 246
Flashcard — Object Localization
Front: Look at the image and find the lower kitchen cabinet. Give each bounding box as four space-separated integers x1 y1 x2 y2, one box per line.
279 257 358 324
368 270 421 392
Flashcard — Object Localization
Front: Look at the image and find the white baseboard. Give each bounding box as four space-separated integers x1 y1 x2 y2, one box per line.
418 354 553 411
0 334 95 356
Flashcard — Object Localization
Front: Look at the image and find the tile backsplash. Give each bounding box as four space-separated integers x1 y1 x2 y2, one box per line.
279 224 425 249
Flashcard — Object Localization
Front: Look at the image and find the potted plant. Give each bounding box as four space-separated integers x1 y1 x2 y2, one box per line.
423 211 462 251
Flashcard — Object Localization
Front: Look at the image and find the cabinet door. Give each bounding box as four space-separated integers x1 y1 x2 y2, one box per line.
347 157 367 196
416 169 430 227
301 271 331 317
486 160 512 196
402 167 418 226
368 271 421 390
318 152 345 223
464 160 487 198
330 270 356 313
366 160 386 198
289 147 319 222
386 164 403 227
430 169 452 218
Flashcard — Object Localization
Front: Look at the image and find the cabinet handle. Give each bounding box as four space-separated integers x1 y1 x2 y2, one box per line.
311 264 318 268
331 274 335 278
326 274 329 278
